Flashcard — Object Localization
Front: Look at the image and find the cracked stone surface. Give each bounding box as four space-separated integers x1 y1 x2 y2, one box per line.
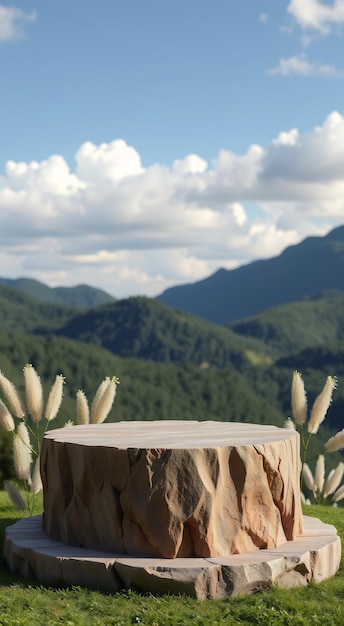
41 421 303 558
4 515 341 599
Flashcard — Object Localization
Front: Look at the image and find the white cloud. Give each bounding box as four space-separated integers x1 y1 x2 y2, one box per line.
287 0 344 34
76 139 144 184
268 53 344 76
272 129 300 146
0 5 36 42
259 13 268 24
229 203 248 227
172 155 208 175
0 115 343 297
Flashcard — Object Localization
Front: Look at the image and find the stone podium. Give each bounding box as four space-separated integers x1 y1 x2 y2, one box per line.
40 421 303 558
4 420 341 598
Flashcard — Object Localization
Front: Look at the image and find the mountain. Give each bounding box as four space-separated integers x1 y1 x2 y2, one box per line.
1 280 344 482
0 283 76 333
229 292 344 357
0 277 115 308
0 330 285 482
51 296 273 369
157 225 344 325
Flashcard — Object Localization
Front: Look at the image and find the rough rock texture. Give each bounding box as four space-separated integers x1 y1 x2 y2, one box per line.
41 421 302 558
4 515 341 599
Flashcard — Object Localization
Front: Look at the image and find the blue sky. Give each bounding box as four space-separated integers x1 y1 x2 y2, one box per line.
0 0 344 298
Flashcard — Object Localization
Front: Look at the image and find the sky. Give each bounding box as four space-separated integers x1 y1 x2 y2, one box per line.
0 0 344 299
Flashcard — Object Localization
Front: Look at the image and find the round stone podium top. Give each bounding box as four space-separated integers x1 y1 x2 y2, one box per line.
44 420 297 449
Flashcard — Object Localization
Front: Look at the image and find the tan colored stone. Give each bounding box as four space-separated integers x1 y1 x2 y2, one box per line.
4 515 341 599
41 421 302 558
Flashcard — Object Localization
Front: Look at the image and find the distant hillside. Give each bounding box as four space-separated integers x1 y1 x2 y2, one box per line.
1 330 342 480
52 296 273 369
229 293 344 357
0 283 76 333
0 277 115 308
157 224 344 325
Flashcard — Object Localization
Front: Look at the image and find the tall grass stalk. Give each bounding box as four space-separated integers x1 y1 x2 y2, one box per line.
0 365 119 514
289 371 343 503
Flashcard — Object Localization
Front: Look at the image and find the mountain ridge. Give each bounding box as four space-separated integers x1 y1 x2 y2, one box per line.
0 277 115 309
157 224 344 324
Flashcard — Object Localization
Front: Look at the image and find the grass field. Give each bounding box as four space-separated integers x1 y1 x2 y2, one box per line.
0 492 343 626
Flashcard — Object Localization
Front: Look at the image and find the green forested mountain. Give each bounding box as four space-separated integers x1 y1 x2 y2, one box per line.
0 331 284 481
157 224 344 325
51 296 274 368
0 277 115 308
0 283 77 333
229 293 344 357
1 271 344 483
0 332 281 426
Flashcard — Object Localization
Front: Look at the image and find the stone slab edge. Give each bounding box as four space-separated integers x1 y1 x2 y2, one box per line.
3 515 341 600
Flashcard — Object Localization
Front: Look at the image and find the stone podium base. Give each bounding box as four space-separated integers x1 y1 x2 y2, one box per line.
4 515 341 599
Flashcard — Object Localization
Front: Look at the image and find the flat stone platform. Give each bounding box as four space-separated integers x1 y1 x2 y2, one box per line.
4 515 341 599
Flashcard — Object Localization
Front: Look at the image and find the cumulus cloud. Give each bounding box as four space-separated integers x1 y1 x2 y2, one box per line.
172 155 208 175
287 0 344 34
0 5 36 42
75 139 144 184
272 129 300 146
0 113 343 297
268 53 344 76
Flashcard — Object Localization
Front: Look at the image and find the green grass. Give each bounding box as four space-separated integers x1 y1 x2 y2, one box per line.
0 493 343 625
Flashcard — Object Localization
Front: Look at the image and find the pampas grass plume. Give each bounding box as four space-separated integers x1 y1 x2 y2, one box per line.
0 371 25 419
324 462 344 498
307 376 337 434
91 376 118 424
76 390 89 424
314 454 325 493
325 429 344 452
45 374 64 422
0 399 15 431
90 377 109 422
291 371 307 425
333 484 344 503
4 480 26 511
284 418 295 430
302 463 315 492
13 423 32 481
24 364 43 423
31 456 43 494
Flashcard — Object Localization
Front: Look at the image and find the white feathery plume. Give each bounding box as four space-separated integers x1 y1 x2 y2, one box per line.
325 428 344 453
4 480 26 511
324 463 344 498
0 371 25 419
284 418 296 430
314 454 325 493
300 492 311 505
45 374 64 422
0 399 15 431
302 463 315 492
307 376 337 434
333 484 344 503
90 377 110 422
31 456 43 494
13 423 32 480
76 389 90 424
291 371 307 426
18 421 31 448
91 376 118 424
24 364 43 423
